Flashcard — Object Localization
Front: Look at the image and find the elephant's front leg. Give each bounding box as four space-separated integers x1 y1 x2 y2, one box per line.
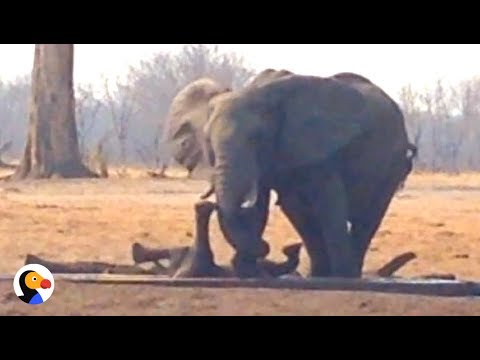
305 168 359 278
276 189 330 277
218 185 271 278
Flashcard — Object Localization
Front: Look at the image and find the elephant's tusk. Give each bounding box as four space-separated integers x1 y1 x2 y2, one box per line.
240 181 258 209
241 198 256 209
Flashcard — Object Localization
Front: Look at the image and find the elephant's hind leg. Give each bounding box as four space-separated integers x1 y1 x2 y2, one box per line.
303 169 358 277
350 151 414 274
276 164 358 278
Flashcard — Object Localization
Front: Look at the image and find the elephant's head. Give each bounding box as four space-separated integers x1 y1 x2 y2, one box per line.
166 70 295 178
166 78 231 175
202 91 277 271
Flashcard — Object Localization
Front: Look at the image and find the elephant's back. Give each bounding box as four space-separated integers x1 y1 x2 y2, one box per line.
344 78 408 143
332 72 373 84
338 79 412 213
247 69 295 88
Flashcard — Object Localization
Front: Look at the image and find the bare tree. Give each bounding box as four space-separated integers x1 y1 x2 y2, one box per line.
172 45 255 89
125 53 179 170
76 83 103 161
0 76 30 160
125 44 256 171
456 78 480 170
133 123 166 177
89 131 112 178
103 77 138 176
399 84 423 166
13 44 95 180
398 76 480 173
1 45 478 174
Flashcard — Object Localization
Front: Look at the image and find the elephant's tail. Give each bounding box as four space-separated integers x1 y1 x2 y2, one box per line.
406 143 418 161
395 142 418 193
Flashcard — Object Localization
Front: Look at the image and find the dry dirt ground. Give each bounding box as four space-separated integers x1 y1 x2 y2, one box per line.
0 168 480 315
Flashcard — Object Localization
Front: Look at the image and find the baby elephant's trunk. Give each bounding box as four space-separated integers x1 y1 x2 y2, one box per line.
257 243 302 278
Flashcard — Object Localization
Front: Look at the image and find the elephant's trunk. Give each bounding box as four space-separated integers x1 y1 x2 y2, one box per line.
213 148 259 214
214 171 256 215
213 154 266 277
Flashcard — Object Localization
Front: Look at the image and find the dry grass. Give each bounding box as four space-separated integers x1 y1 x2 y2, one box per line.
0 168 479 315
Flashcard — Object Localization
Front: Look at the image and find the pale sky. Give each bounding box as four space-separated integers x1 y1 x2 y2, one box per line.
1 44 480 101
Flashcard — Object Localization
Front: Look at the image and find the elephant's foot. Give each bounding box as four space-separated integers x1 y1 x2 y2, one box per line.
308 265 331 278
131 242 190 266
282 243 302 258
173 199 302 279
132 242 191 276
175 244 303 279
173 249 229 278
24 254 155 275
257 243 302 278
132 243 229 278
307 252 417 279
230 253 262 278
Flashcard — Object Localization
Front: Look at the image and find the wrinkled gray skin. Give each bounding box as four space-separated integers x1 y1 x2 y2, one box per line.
166 70 415 278
166 69 293 178
203 73 415 278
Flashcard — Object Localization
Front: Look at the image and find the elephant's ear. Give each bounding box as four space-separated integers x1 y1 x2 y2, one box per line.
167 78 229 141
172 122 194 140
275 78 370 171
201 118 216 166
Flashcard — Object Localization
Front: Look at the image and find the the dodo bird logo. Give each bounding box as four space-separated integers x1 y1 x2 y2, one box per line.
13 264 54 305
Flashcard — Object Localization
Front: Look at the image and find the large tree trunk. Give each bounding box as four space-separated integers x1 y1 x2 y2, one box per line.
13 44 96 180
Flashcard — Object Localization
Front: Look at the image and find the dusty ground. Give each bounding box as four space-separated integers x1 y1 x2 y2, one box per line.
0 168 479 315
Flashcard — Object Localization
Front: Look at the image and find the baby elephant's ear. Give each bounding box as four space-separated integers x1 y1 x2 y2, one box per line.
275 79 369 172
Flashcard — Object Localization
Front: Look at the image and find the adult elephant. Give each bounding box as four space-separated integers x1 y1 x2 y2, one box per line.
166 78 231 178
165 69 293 178
202 73 416 278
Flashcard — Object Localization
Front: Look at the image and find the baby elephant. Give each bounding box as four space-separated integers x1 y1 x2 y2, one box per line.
132 200 302 278
25 201 302 279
